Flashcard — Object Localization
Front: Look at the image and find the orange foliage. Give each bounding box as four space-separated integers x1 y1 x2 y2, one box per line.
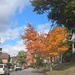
21 23 46 55
22 23 69 58
26 51 36 65
44 26 69 57
21 23 38 43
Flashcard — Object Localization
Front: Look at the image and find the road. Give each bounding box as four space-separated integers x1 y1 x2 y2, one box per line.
10 68 46 75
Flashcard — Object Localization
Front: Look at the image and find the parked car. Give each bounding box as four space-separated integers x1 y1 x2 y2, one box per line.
0 64 9 75
14 65 22 71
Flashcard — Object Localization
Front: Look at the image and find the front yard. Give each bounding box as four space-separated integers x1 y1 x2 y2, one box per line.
38 62 75 75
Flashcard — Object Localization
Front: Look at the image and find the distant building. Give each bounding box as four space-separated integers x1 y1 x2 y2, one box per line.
10 56 17 65
0 53 10 64
0 48 10 64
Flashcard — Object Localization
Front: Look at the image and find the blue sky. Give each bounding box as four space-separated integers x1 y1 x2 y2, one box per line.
0 0 52 57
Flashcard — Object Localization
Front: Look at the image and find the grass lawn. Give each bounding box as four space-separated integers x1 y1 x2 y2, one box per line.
46 62 75 75
38 62 75 75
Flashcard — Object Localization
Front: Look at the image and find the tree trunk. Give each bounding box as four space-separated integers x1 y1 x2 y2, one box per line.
49 57 52 71
59 52 63 64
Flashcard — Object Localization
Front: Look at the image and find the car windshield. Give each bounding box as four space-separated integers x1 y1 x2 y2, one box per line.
0 65 3 68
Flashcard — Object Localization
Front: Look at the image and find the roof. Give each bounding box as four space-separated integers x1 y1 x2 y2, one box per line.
0 53 10 59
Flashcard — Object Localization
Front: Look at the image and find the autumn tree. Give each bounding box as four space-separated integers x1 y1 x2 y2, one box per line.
26 51 36 66
45 26 69 70
22 23 38 51
21 23 46 67
22 23 45 55
21 23 69 71
30 0 75 30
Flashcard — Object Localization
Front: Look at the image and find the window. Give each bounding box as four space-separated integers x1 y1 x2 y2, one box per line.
4 65 7 68
74 44 75 48
0 65 3 68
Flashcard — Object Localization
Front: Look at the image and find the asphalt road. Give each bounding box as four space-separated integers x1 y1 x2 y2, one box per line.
10 68 46 75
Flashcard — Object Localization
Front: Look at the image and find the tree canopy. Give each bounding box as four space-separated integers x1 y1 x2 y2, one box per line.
30 0 75 30
21 23 69 71
26 51 36 65
22 23 69 57
16 50 26 65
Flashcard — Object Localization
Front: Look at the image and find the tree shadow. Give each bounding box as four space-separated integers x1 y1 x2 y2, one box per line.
53 62 75 71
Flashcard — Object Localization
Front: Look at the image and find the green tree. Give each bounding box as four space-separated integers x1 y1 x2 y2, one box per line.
63 42 72 62
31 0 75 30
16 50 26 65
35 56 43 67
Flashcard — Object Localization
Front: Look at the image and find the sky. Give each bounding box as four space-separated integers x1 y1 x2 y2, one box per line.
0 0 52 57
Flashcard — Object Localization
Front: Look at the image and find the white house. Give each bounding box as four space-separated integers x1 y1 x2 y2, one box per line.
71 33 75 53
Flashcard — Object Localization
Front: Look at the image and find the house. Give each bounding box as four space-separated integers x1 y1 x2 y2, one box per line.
0 48 10 64
0 53 10 64
71 32 75 53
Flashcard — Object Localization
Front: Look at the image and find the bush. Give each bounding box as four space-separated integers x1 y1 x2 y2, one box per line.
35 56 43 67
63 49 72 62
72 52 75 61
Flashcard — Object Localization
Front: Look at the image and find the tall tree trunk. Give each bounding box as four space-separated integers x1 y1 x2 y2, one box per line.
49 57 52 71
59 52 63 64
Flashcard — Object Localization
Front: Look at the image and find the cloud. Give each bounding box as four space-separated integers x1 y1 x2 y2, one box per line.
0 0 30 25
0 26 23 43
37 23 51 33
0 24 10 32
2 40 27 57
0 24 27 57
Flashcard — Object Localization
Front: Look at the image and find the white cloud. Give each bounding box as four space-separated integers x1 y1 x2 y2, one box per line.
0 24 27 57
37 23 51 33
0 22 27 56
0 24 9 32
2 40 27 57
0 0 30 25
0 26 23 43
